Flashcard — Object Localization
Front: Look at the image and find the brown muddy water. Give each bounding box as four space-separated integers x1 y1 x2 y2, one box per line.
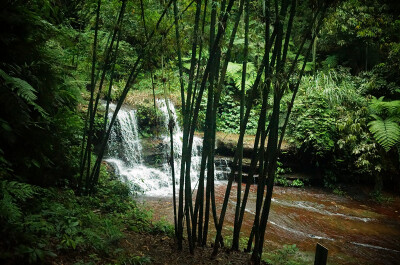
141 183 400 265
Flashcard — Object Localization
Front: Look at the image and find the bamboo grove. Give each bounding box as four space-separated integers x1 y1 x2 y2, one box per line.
78 0 337 264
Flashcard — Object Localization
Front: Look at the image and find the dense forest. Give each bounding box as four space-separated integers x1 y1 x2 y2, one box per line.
0 0 399 264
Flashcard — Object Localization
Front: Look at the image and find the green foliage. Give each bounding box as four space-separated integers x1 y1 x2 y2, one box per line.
0 170 171 264
275 176 289 187
368 97 400 151
0 180 37 224
222 227 249 250
369 190 393 203
286 73 339 159
333 186 346 196
322 55 338 71
225 62 256 90
150 219 175 237
291 179 304 188
216 88 242 133
117 254 151 265
263 244 308 265
136 102 165 137
0 69 48 118
319 0 400 76
275 177 304 188
285 69 387 184
0 180 58 263
0 1 85 186
216 86 261 134
369 97 400 117
368 118 400 152
15 244 57 264
275 162 302 187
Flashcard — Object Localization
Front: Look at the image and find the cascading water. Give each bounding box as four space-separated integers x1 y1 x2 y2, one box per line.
104 99 231 196
156 98 203 184
105 103 171 195
156 99 232 184
107 104 142 166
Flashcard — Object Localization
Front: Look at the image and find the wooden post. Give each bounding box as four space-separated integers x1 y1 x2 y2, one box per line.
314 243 328 265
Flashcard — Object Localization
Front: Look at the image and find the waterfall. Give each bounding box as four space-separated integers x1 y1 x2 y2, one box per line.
105 104 171 195
105 99 231 196
107 105 142 166
156 98 203 182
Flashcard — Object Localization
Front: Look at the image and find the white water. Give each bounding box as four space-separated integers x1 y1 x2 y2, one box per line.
156 99 203 182
104 99 231 196
107 105 142 166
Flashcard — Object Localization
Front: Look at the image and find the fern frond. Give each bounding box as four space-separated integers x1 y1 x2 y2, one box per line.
1 180 37 201
368 117 400 152
0 192 22 222
226 62 256 89
0 69 48 118
0 180 37 223
369 96 400 117
11 77 38 101
370 114 382 121
383 100 400 116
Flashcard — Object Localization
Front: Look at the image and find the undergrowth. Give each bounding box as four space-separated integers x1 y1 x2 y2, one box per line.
263 244 309 265
0 167 171 264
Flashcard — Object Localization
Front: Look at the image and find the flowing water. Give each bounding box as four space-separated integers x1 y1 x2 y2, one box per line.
146 183 400 265
104 99 230 196
105 100 400 265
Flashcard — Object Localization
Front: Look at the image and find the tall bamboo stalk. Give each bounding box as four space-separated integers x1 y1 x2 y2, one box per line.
251 5 329 264
92 0 127 127
186 0 203 245
104 23 123 132
177 0 235 250
231 0 249 251
80 0 101 194
201 0 217 247
140 0 157 110
233 0 271 251
213 44 271 255
254 0 288 252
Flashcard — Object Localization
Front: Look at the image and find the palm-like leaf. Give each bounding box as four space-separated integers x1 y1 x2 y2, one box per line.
368 117 400 152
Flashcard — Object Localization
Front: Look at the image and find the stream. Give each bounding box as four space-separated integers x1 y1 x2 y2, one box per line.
104 100 400 265
144 183 400 265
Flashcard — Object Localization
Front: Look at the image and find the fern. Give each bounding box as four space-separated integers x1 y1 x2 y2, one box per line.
322 55 338 70
0 180 37 223
0 69 48 118
368 97 400 151
298 61 314 72
368 117 400 152
226 62 256 89
0 192 22 222
369 96 400 117
1 180 37 201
